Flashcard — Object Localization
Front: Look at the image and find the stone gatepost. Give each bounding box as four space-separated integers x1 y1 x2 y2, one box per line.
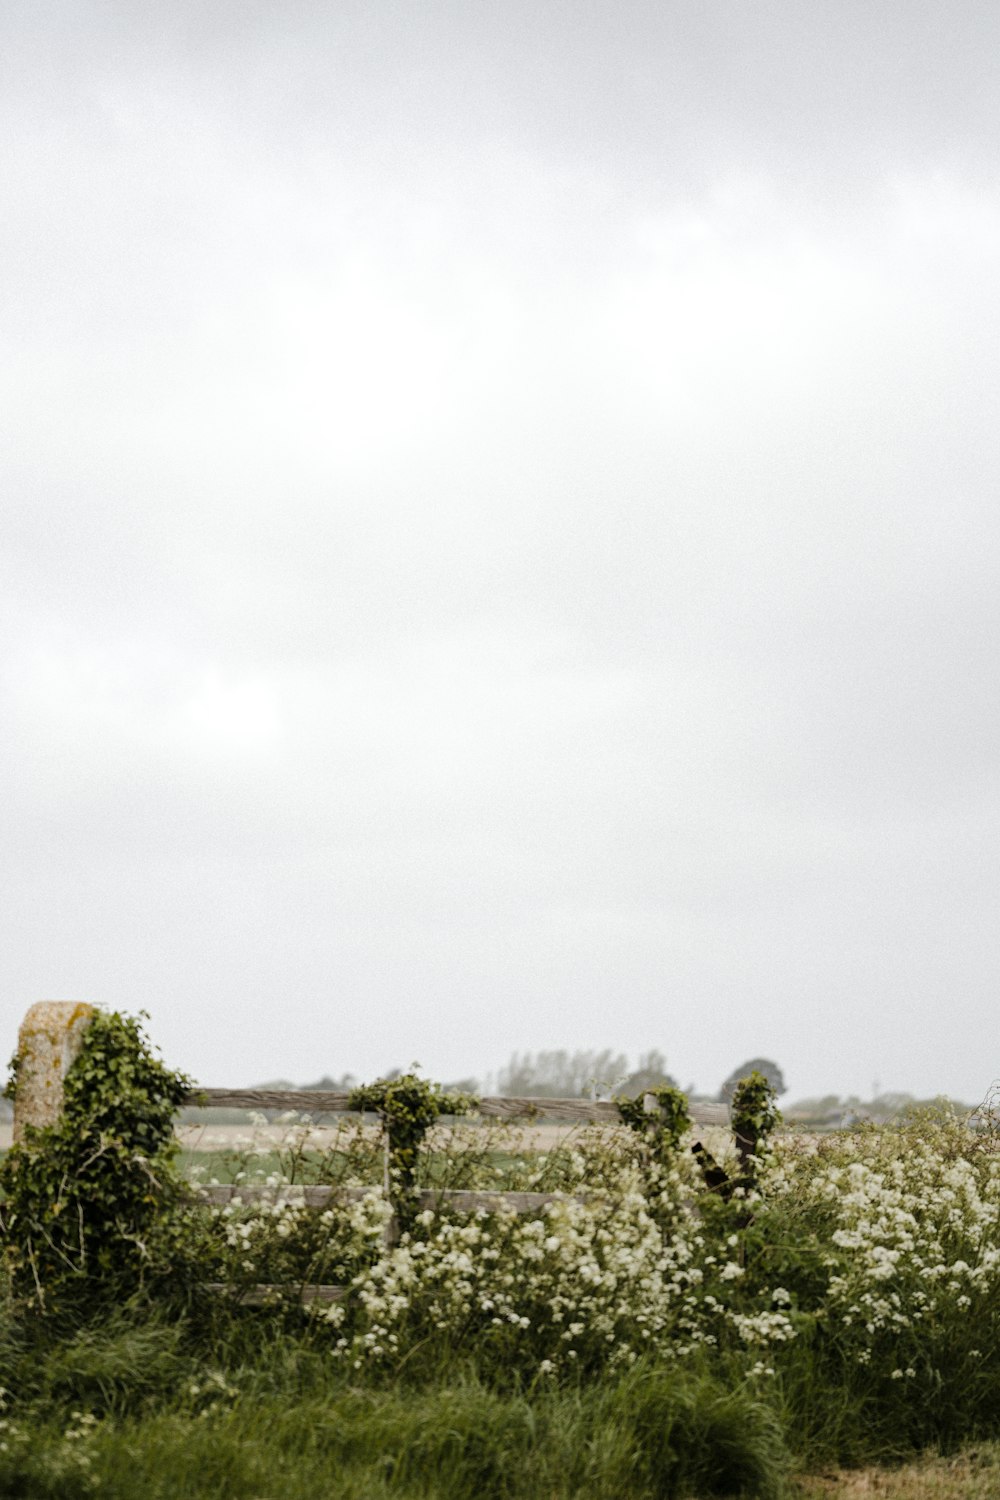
12 1001 96 1144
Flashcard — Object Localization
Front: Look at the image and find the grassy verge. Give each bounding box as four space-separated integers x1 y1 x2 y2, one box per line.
3 1306 997 1500
0 1307 789 1499
2 1284 1000 1498
0 1385 782 1500
790 1444 1000 1498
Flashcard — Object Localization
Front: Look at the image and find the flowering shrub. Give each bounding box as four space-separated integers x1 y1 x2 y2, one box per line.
204 1185 392 1293
187 1112 391 1294
736 1115 1000 1444
338 1182 694 1376
188 1100 1000 1450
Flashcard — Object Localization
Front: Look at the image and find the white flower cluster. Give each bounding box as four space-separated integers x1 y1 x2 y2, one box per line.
210 1183 390 1285
191 1112 999 1387
340 1175 693 1372
755 1124 1000 1374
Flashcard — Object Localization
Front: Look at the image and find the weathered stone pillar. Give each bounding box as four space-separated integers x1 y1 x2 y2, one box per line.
12 1001 96 1144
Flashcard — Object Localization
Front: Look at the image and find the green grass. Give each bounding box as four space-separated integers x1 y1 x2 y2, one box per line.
3 1305 996 1500
0 1308 789 1499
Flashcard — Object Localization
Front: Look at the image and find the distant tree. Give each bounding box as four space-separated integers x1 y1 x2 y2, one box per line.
497 1050 629 1099
442 1077 481 1095
619 1049 678 1096
302 1073 359 1092
719 1057 786 1103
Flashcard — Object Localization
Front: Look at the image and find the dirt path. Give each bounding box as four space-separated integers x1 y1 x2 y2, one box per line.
793 1446 1000 1498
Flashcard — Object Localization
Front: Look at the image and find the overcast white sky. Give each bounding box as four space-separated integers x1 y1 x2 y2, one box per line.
3 1 999 1103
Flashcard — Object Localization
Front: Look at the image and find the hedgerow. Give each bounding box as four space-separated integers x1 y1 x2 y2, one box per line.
191 1091 1000 1443
2 1017 999 1492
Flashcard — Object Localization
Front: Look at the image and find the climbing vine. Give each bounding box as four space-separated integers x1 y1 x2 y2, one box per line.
0 1010 193 1310
2 1047 22 1104
688 1069 783 1238
730 1070 782 1169
348 1073 477 1225
615 1071 781 1214
616 1083 692 1161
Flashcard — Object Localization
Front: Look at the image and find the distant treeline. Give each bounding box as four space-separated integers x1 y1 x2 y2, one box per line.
785 1091 976 1128
276 1049 685 1102
233 1055 976 1126
256 1050 789 1105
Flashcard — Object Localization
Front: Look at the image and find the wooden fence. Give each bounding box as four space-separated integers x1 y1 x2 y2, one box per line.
183 1087 731 1305
185 1087 729 1127
8 1005 732 1307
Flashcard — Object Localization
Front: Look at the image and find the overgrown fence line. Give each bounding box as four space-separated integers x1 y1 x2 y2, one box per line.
184 1085 731 1304
5 1003 742 1309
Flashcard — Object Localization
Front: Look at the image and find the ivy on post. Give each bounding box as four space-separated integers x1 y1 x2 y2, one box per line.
616 1083 692 1164
0 1007 193 1311
728 1070 782 1255
348 1073 477 1241
730 1070 782 1182
682 1070 783 1266
615 1084 696 1238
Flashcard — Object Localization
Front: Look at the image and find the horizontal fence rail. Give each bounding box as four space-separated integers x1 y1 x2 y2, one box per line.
198 1183 591 1214
182 1088 730 1128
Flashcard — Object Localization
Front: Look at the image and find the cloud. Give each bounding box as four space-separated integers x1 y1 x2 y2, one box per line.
2 2 999 1101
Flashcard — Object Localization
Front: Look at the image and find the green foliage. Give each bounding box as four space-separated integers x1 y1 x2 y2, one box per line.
2 1047 22 1104
731 1071 782 1166
347 1073 477 1222
616 1082 692 1159
721 1057 787 1103
0 1010 193 1310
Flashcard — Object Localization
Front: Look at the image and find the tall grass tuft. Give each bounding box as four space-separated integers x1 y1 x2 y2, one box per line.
599 1361 789 1497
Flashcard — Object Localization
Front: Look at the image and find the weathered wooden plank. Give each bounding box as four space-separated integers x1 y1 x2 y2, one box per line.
475 1096 728 1128
475 1095 620 1122
183 1088 729 1128
201 1282 346 1305
185 1089 354 1113
688 1101 729 1126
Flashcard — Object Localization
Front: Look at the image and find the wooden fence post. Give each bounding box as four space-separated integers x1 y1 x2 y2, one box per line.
12 1001 95 1144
